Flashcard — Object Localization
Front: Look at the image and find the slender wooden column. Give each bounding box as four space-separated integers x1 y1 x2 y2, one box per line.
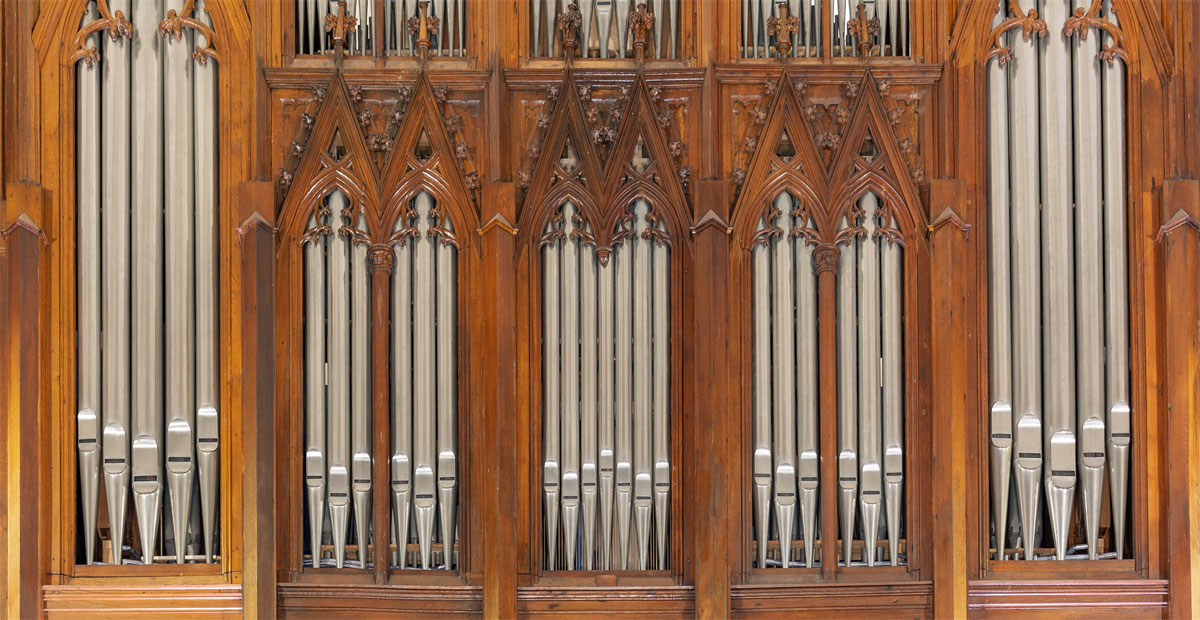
1159 180 1200 620
929 180 969 619
690 180 731 618
480 182 518 618
237 195 278 620
2 185 47 620
369 244 394 583
812 242 839 580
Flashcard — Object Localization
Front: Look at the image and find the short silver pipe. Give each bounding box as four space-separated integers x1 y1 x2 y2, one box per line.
614 0 631 57
76 0 102 567
836 216 858 566
101 0 132 563
304 213 328 566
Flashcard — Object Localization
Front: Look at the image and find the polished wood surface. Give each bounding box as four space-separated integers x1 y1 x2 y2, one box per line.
1 0 1199 617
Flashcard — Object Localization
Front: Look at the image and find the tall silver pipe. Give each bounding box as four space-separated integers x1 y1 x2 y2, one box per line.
327 191 352 568
772 197 797 568
836 216 858 566
613 227 633 569
412 192 438 568
751 222 772 569
392 223 414 567
1008 0 1043 561
632 201 654 569
795 221 818 568
987 7 1013 560
651 222 670 570
1071 0 1105 560
193 0 219 564
351 217 372 564
76 1 102 567
304 214 328 567
597 255 616 569
857 194 882 567
560 204 581 570
580 233 599 570
1101 0 1129 560
101 0 132 564
436 217 458 568
1039 0 1077 561
542 220 561 568
881 217 903 566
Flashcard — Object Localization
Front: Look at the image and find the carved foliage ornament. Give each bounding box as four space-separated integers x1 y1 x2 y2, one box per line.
157 0 220 64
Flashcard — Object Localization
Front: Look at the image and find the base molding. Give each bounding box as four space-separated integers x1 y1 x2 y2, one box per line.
517 584 694 618
43 584 243 617
732 581 932 618
277 582 482 617
967 579 1169 618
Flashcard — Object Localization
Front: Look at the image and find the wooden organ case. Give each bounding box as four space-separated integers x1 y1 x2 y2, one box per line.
3 0 1200 618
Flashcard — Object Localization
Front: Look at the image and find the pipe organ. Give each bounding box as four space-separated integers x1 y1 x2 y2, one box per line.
987 0 1130 562
75 0 220 566
751 191 906 569
741 0 909 59
541 199 671 571
529 0 681 59
301 189 460 570
294 0 469 57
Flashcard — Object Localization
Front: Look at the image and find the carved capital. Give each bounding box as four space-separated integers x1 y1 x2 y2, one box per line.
368 244 396 273
813 243 840 274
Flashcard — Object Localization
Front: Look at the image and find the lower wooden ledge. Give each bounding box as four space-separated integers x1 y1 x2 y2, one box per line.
967 579 1169 618
731 581 933 618
276 582 482 617
517 584 695 617
42 584 243 617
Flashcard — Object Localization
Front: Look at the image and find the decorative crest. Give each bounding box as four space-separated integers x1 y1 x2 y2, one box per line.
846 1 880 58
766 1 799 60
557 3 583 64
326 0 359 63
157 0 220 65
407 0 439 64
629 3 655 65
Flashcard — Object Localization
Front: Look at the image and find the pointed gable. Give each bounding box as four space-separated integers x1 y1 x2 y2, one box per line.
731 71 827 250
517 69 605 251
379 72 480 248
827 71 926 238
278 73 381 244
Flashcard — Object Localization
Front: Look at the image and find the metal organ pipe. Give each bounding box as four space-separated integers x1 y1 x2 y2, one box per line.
391 217 413 567
652 213 670 570
561 203 582 570
597 248 616 569
836 216 858 566
412 192 438 569
988 0 1130 562
580 228 599 570
632 200 653 570
751 222 773 570
772 196 797 569
327 190 353 569
304 214 328 566
76 1 102 567
542 217 562 569
880 215 903 567
857 193 882 567
794 215 819 568
351 216 372 565
614 223 633 570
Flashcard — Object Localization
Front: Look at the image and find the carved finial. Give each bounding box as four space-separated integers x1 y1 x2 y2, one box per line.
325 0 358 64
628 3 655 66
558 3 583 64
408 0 439 65
846 1 879 58
766 1 799 60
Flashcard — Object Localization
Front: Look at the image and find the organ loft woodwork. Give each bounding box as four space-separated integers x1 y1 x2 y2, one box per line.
2 0 1199 618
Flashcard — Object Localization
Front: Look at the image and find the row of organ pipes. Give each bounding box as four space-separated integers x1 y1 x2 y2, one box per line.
988 0 1130 561
542 201 671 570
295 0 468 57
76 0 220 564
303 191 459 570
531 0 680 59
742 0 910 59
752 192 905 568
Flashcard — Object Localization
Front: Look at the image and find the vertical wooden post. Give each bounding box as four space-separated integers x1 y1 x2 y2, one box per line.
2 186 48 620
1159 179 1200 620
929 179 969 619
813 242 839 580
690 180 732 618
480 181 518 618
238 195 278 619
369 243 393 583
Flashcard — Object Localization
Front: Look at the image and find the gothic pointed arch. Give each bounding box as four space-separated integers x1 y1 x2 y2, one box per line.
517 69 606 252
730 72 828 250
826 71 927 244
277 73 380 245
598 74 692 257
379 72 481 250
